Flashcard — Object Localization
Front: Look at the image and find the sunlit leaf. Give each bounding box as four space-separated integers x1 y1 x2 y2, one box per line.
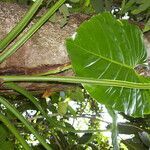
66 12 150 117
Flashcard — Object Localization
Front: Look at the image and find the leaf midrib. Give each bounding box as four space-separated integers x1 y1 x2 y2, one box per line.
70 41 134 70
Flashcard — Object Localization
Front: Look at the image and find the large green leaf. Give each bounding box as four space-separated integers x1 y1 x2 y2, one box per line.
66 12 150 117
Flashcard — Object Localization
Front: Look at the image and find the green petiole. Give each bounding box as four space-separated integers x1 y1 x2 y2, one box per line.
1 75 150 89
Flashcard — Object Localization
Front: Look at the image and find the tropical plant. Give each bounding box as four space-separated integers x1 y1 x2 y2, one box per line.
0 0 150 149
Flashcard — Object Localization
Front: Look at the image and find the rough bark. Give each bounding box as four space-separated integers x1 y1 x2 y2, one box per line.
0 2 89 72
0 2 89 94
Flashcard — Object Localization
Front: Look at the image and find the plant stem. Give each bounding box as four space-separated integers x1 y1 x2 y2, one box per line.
107 107 119 150
0 113 31 150
0 0 66 63
34 64 72 76
0 0 43 52
1 75 150 89
111 112 119 150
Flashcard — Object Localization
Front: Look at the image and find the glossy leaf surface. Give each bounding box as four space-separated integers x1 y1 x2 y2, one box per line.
66 12 150 117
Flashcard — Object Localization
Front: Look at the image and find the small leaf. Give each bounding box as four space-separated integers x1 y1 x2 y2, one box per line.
64 122 76 131
143 19 150 32
91 0 105 13
60 17 68 27
66 87 84 102
78 133 92 144
58 101 68 115
49 13 57 23
59 4 69 17
68 105 76 116
59 4 69 27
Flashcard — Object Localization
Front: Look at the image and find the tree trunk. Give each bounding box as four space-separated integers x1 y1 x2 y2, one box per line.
0 2 89 94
